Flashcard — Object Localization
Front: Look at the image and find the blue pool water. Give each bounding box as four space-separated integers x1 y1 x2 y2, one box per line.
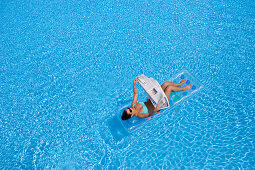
1 0 254 169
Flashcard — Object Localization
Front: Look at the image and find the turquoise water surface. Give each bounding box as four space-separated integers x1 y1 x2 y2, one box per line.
1 0 254 169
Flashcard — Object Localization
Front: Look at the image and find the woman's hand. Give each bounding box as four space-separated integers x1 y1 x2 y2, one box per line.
133 78 138 84
154 104 160 112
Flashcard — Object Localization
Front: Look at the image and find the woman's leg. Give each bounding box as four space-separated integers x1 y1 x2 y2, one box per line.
161 79 187 91
164 84 192 100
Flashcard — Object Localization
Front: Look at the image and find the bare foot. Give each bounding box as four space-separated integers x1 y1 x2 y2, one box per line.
183 84 192 91
179 79 187 86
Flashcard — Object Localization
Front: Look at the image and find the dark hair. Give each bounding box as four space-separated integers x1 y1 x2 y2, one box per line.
121 109 132 120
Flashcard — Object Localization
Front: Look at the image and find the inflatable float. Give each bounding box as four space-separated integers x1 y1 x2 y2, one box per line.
118 69 204 132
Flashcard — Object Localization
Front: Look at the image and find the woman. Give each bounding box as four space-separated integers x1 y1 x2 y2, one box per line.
121 78 192 120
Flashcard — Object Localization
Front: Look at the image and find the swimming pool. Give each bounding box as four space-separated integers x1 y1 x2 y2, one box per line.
0 0 254 169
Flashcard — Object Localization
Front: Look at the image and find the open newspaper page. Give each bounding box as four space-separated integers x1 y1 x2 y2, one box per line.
137 75 170 110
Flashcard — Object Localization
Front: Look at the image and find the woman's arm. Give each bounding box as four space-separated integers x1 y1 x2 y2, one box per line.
153 105 160 113
131 78 138 107
136 113 150 118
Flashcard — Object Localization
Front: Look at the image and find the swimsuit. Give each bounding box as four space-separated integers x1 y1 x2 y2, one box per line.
134 102 149 114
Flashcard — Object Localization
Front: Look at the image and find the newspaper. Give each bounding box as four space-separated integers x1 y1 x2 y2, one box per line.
137 74 170 110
